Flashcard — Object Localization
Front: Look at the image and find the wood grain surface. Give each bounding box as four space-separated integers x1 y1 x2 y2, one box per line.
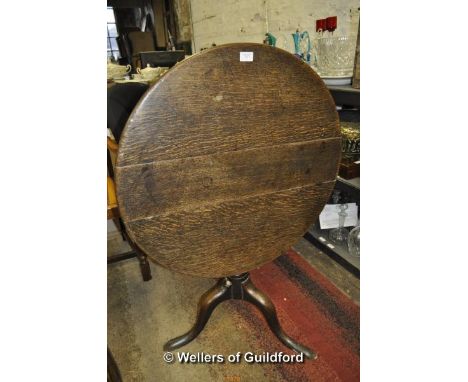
116 43 341 278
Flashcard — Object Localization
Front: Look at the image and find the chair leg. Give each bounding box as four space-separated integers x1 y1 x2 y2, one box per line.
136 251 152 282
111 218 126 242
118 218 127 242
107 347 123 382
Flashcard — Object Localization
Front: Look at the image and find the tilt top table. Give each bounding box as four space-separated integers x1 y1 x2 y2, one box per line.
115 43 341 359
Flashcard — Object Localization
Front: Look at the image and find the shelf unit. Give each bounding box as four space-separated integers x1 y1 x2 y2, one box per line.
304 177 360 278
303 84 360 277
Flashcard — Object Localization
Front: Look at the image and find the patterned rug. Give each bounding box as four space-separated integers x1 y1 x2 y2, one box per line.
244 249 360 381
107 247 359 381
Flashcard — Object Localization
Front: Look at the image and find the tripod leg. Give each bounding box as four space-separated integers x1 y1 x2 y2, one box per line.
164 279 231 351
243 279 317 359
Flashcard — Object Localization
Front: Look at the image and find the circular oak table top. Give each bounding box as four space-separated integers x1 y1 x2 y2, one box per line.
116 43 341 278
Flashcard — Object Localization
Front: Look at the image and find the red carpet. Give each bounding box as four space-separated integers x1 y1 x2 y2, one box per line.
242 249 360 381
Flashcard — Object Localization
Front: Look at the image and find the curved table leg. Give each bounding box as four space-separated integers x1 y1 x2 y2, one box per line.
243 278 317 359
164 279 231 351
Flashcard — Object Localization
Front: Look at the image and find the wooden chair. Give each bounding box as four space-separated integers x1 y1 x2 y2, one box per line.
107 138 119 220
107 82 152 281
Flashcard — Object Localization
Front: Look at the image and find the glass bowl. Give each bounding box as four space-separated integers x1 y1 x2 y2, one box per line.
317 36 357 77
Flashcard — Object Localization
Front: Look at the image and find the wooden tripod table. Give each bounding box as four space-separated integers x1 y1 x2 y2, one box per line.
115 43 341 359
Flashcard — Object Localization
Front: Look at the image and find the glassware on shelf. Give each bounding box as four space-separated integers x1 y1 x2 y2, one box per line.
341 121 360 161
329 203 349 244
348 225 360 257
316 36 357 77
292 29 312 64
331 189 341 204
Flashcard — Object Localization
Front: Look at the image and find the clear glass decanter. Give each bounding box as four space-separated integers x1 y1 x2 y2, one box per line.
329 203 349 244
